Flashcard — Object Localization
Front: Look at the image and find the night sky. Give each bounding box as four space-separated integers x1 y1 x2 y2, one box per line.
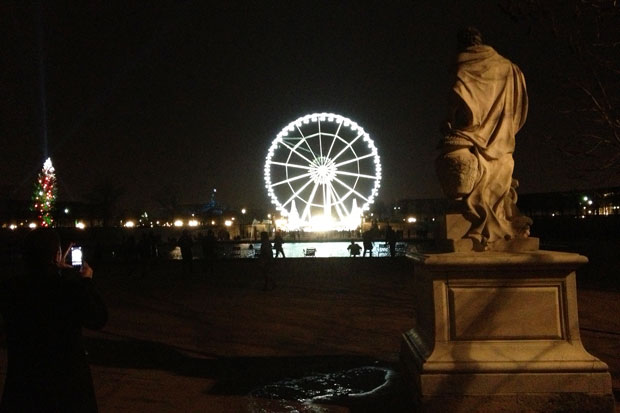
1 1 609 213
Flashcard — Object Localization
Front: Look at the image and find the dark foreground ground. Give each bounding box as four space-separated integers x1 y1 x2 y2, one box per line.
0 256 619 412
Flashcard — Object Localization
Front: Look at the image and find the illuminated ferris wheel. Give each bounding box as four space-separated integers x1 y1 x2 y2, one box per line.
264 113 382 231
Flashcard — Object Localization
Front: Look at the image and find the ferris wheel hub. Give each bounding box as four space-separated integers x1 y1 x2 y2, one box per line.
310 156 336 184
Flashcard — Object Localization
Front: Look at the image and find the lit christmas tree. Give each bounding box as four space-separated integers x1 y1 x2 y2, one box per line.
31 157 57 227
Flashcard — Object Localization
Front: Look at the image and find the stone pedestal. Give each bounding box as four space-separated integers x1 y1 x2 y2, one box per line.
401 250 615 412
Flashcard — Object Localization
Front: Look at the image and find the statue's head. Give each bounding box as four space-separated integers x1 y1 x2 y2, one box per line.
457 26 483 50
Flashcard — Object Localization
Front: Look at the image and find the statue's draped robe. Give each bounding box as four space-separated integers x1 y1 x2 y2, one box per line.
449 45 528 243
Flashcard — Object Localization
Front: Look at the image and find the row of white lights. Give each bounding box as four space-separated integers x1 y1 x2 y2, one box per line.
4 216 247 231
123 219 234 228
6 221 86 230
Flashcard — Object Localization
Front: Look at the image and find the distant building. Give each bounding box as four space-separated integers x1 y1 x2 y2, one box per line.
395 187 620 221
518 187 620 217
200 188 224 217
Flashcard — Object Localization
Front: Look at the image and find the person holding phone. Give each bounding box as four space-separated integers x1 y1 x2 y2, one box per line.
0 228 108 412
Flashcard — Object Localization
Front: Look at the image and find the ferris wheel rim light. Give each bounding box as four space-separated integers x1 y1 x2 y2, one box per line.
265 113 381 231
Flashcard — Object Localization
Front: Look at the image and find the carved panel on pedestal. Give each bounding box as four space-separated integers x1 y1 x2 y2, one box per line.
447 284 565 340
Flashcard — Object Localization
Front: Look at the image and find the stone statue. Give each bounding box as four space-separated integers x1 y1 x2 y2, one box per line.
436 27 533 250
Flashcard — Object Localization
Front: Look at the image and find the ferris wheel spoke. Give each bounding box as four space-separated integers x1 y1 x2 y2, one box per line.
325 121 344 160
295 146 315 157
334 170 378 180
281 178 315 210
333 177 370 203
322 183 328 215
334 152 376 168
270 172 313 187
281 136 304 142
283 138 315 157
328 182 349 220
268 161 311 170
279 140 315 165
329 187 345 223
332 184 351 214
331 132 364 163
332 184 351 216
295 125 318 160
300 181 320 222
318 121 323 158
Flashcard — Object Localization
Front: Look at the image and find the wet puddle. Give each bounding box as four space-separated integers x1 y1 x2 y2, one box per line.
247 366 397 412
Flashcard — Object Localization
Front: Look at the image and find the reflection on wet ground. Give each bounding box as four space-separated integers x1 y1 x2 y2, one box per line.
248 365 399 412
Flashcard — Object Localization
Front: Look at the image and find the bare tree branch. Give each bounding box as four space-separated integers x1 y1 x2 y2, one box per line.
501 0 620 182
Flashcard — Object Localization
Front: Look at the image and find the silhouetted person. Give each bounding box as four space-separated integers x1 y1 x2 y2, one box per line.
362 231 373 257
347 240 361 257
386 225 397 257
148 231 160 258
122 235 137 276
201 230 217 275
178 230 194 274
273 231 285 258
259 231 275 290
0 228 107 413
137 232 152 277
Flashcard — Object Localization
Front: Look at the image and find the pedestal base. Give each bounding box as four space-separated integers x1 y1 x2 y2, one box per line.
400 251 615 412
402 390 614 413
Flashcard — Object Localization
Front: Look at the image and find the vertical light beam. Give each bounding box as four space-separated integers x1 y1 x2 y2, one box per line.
36 0 48 159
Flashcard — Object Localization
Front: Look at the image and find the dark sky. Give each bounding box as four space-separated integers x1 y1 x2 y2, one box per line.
1 1 604 213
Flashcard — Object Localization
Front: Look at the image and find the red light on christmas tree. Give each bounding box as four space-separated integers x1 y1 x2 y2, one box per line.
31 158 57 227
